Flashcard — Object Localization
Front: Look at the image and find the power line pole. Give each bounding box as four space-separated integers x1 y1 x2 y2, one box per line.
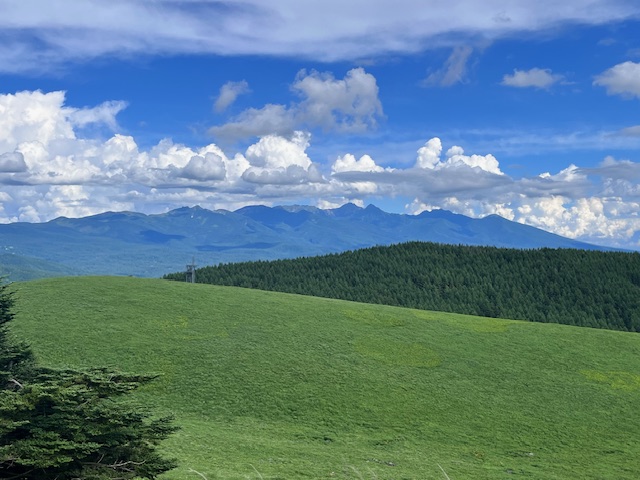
185 257 197 283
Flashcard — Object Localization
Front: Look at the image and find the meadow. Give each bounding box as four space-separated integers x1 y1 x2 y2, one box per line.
11 276 640 479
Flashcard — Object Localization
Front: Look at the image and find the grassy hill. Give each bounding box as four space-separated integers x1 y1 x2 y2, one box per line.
10 276 640 479
166 242 640 332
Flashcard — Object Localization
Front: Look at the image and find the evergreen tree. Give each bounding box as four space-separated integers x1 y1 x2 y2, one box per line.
0 281 178 479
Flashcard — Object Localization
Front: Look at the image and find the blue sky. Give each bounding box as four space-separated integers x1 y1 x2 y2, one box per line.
1 1 640 248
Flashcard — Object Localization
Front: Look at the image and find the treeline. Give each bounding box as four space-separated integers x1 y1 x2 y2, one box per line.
165 242 640 332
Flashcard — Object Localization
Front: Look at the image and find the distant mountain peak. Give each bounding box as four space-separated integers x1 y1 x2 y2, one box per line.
330 203 363 216
235 204 271 214
163 206 197 215
279 205 320 213
0 201 616 281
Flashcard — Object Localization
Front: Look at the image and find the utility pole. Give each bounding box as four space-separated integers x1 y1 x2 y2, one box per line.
185 257 197 283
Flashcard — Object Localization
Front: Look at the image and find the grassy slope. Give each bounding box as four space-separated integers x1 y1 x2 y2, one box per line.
177 242 640 332
11 276 640 479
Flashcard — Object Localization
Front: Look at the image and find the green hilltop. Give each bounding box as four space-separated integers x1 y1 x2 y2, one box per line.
166 242 640 332
11 276 640 479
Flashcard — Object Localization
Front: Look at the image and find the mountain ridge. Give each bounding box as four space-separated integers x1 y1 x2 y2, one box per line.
0 203 614 280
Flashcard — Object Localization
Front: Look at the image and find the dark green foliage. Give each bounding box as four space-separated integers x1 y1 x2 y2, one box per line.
0 369 178 480
166 242 640 332
0 282 178 479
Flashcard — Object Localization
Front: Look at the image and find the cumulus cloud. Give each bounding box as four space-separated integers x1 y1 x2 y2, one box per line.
214 80 250 112
330 138 511 215
408 192 640 248
293 68 383 132
514 196 640 243
594 61 640 98
3 89 640 249
414 137 503 174
501 68 564 89
416 138 443 169
245 131 311 169
1 1 638 71
242 131 323 185
329 139 640 248
0 90 322 220
422 46 474 87
210 68 383 142
443 146 503 174
0 90 75 153
407 197 516 221
538 164 584 182
332 154 385 173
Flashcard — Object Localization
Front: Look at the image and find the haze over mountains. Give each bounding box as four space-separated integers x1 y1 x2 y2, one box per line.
0 203 612 280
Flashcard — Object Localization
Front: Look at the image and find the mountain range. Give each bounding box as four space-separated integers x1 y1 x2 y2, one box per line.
0 203 612 281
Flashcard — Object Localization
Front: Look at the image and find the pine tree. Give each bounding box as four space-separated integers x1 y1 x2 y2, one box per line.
0 281 178 479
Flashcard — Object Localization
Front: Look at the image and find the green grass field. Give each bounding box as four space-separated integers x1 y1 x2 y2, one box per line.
10 276 640 479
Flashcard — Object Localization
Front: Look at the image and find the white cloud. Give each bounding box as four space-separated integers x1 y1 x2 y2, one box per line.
214 80 250 113
329 141 640 248
242 131 323 185
69 100 128 130
538 164 584 182
423 46 473 87
332 154 384 173
245 131 312 169
101 134 139 166
1 1 638 71
443 145 503 175
414 137 502 174
513 195 640 244
292 68 383 132
0 90 75 153
316 198 364 210
416 138 443 169
211 68 383 142
0 90 279 219
594 61 640 98
416 196 516 220
3 89 640 249
409 193 640 247
501 68 564 89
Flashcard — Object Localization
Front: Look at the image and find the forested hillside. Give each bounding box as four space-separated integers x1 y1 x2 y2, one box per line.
165 242 640 332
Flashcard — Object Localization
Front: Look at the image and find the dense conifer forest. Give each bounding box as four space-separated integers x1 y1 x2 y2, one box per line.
165 242 640 332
